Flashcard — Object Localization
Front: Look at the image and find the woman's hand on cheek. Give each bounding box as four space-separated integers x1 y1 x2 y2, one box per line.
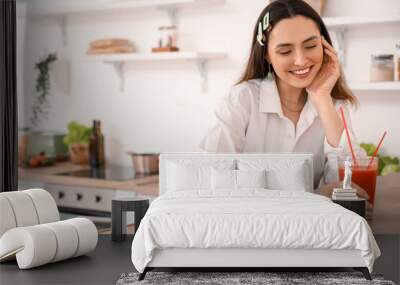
306 37 341 105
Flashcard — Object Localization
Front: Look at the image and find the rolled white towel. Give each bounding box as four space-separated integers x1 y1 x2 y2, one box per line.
42 221 79 263
24 189 60 224
0 189 60 239
0 191 39 227
0 225 57 268
0 196 17 237
0 218 98 269
65 218 98 257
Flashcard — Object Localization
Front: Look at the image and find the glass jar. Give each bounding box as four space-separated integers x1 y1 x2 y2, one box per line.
157 26 177 48
370 54 395 82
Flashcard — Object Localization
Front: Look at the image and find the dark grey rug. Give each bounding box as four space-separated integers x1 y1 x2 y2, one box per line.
116 271 396 285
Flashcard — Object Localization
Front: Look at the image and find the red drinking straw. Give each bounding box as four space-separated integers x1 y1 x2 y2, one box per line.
339 106 358 166
367 131 387 168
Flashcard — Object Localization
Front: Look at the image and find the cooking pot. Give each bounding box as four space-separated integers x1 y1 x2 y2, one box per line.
127 151 159 174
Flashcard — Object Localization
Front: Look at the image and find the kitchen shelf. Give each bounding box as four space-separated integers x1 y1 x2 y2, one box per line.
322 15 400 65
31 0 225 46
93 52 227 92
349 81 400 91
323 15 400 28
30 0 227 93
30 0 225 16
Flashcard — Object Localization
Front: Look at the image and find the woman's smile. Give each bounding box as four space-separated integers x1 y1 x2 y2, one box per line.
289 65 314 79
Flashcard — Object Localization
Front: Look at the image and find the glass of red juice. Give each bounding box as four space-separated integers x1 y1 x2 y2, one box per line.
338 157 378 205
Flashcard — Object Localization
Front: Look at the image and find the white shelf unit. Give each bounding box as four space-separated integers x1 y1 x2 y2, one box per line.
32 0 227 92
31 0 225 45
349 82 400 92
93 52 227 92
323 15 400 28
322 16 400 65
30 0 225 16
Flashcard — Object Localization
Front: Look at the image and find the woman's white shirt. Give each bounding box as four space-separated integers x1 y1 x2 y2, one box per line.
199 78 359 189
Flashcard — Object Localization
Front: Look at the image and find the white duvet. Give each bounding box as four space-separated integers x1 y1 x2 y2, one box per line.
131 190 380 273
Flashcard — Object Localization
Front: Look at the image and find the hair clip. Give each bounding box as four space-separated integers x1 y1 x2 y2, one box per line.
263 12 270 31
257 22 265 46
257 12 271 46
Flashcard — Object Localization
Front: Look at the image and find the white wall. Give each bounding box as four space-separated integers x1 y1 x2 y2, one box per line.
21 0 400 166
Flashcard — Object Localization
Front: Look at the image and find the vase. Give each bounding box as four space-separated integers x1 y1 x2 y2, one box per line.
69 143 89 165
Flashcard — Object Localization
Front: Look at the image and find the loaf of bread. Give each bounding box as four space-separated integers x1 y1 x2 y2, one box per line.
89 38 131 49
87 45 134 54
87 38 134 54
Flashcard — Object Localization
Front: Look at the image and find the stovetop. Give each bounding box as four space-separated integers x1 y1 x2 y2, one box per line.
57 165 156 181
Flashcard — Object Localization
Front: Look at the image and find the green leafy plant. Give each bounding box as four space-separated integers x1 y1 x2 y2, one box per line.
359 143 375 156
63 121 92 145
30 53 58 128
360 143 400 176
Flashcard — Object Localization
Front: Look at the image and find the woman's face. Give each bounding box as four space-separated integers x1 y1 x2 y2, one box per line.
266 15 324 89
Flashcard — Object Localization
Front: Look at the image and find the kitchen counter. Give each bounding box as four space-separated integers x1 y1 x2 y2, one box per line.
18 162 159 196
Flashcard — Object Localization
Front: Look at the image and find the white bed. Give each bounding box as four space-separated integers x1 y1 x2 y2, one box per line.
131 153 380 281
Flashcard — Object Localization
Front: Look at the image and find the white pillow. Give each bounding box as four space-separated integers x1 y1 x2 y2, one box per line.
236 169 267 188
167 163 211 191
211 168 236 190
211 169 267 190
267 162 307 191
238 159 307 191
166 159 236 192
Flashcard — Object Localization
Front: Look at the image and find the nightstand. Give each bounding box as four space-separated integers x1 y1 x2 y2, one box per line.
111 197 149 242
332 197 366 218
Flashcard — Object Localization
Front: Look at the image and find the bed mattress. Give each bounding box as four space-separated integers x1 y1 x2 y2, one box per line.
131 189 380 273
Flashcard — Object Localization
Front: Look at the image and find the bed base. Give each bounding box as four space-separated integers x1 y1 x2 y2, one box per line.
138 248 372 281
138 267 371 281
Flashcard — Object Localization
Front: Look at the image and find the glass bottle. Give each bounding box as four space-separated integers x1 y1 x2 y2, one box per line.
89 120 105 168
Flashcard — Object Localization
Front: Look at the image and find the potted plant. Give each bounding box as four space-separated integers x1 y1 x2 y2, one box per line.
63 121 92 164
30 53 58 129
18 53 58 166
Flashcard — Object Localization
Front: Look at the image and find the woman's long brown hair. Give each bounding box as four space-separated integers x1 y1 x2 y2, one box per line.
237 0 356 105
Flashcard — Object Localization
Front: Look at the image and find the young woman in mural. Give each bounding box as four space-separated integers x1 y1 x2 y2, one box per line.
200 0 369 200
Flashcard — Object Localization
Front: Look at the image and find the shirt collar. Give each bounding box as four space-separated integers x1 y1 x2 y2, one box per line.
259 79 283 115
259 78 318 121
